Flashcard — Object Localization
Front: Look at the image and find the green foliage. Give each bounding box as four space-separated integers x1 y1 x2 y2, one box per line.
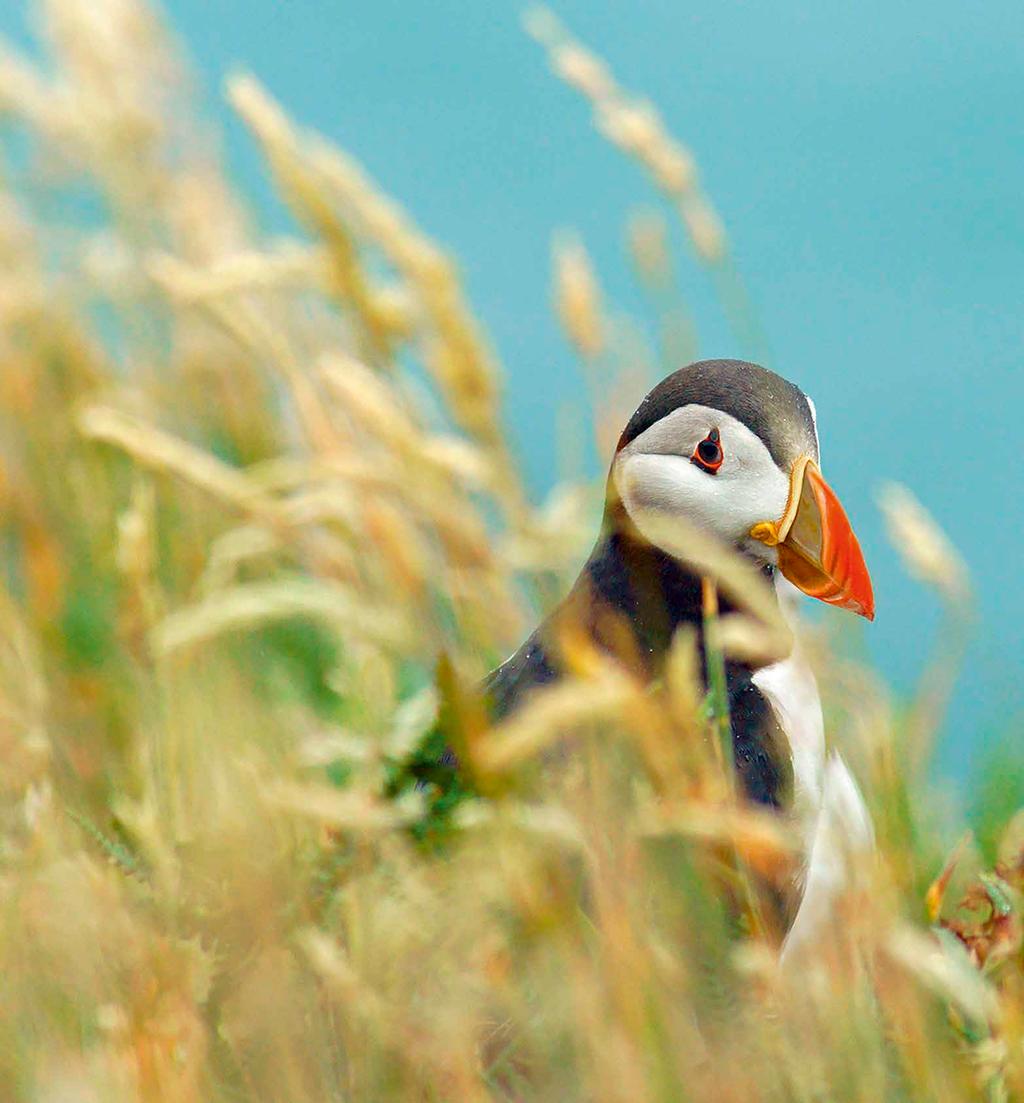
970 733 1024 862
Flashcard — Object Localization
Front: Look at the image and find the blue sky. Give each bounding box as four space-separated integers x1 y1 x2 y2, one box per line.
2 1 1021 780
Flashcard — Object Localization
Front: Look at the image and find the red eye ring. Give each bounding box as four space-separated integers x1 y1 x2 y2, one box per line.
691 428 723 474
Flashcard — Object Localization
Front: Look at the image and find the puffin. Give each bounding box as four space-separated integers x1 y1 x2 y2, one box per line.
482 358 875 954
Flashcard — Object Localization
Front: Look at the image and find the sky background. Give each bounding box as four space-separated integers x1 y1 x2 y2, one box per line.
1 1 1021 783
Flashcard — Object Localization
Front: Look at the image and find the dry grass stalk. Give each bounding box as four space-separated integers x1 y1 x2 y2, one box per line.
79 403 274 514
474 669 639 776
227 74 528 523
153 578 414 656
553 231 606 359
525 6 723 263
879 481 971 608
526 7 767 357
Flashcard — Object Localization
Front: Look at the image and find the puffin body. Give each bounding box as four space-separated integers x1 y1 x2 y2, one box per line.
483 359 875 951
485 527 794 810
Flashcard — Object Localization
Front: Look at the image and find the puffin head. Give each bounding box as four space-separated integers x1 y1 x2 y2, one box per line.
609 359 874 620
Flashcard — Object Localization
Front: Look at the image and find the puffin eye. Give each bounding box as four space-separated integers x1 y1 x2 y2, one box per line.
691 428 724 474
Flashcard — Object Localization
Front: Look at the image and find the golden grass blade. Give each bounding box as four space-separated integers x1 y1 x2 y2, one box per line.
553 231 606 359
152 579 413 655
634 508 792 651
525 7 768 357
79 404 273 512
475 671 639 776
878 481 971 608
265 782 423 832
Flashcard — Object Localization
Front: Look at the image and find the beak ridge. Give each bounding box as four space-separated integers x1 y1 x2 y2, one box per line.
755 458 874 620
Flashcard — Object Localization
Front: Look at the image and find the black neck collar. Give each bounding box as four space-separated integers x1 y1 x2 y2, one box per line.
576 502 776 671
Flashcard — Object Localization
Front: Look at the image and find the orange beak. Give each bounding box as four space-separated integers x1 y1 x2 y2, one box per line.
750 456 874 620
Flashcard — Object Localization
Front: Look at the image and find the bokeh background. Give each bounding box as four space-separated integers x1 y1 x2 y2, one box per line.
1 0 1020 782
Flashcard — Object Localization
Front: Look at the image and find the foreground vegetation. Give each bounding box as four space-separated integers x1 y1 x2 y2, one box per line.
0 3 1018 1099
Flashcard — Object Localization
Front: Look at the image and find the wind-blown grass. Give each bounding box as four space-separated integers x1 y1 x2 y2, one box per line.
0 3 1018 1100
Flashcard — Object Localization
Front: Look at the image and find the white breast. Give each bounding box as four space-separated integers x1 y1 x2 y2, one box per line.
752 647 825 847
752 576 875 962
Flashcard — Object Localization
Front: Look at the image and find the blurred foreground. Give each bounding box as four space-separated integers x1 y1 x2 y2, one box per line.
0 3 1020 1100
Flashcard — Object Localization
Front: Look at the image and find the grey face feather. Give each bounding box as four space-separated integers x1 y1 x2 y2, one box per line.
616 359 819 469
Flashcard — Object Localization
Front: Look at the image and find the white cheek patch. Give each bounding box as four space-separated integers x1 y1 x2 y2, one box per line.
613 406 790 552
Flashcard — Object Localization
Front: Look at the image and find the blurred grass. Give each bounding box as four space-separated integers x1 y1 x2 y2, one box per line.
0 2 1020 1100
